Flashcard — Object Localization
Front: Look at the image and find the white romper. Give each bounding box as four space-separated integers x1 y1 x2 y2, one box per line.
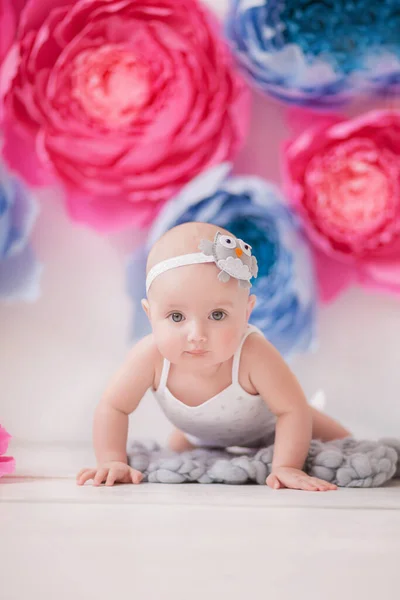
152 325 277 448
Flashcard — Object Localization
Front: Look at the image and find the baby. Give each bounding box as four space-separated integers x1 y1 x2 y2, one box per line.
77 222 351 491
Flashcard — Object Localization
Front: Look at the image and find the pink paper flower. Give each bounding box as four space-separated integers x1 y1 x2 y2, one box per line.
0 425 15 478
0 0 26 119
0 1 16 67
282 110 400 302
0 0 250 232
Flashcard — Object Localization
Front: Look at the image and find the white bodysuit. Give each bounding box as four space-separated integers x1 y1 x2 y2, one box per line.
152 325 277 448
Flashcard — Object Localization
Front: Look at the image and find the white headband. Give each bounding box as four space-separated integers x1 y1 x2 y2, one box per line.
146 252 214 294
145 231 258 294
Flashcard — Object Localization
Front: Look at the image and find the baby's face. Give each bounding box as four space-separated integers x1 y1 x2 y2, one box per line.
144 263 255 370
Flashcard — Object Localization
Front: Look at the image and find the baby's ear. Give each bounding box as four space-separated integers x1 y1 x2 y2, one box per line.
247 294 256 319
141 299 150 320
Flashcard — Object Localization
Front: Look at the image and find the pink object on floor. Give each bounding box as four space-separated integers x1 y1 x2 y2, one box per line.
0 425 15 478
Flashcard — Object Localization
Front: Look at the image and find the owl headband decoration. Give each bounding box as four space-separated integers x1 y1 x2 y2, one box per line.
146 231 258 294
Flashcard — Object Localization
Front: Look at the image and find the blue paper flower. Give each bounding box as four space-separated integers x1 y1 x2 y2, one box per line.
0 158 42 302
127 164 317 359
225 0 400 107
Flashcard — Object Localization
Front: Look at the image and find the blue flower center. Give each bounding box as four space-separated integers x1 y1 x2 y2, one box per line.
270 0 400 73
226 217 279 279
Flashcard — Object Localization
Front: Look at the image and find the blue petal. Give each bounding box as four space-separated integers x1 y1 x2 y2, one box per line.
225 0 400 107
0 244 42 302
0 158 41 303
126 248 151 341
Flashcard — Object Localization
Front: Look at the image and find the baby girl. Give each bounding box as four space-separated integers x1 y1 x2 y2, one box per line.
77 222 351 491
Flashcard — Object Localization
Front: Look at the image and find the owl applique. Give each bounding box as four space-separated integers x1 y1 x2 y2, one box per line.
199 231 258 288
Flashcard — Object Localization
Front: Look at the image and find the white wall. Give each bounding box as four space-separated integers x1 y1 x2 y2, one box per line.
1 0 399 449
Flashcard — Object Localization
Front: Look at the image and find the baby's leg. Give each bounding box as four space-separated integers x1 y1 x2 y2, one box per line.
168 428 196 452
311 407 351 441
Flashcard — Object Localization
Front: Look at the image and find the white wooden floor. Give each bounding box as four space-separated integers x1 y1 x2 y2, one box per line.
2 443 400 600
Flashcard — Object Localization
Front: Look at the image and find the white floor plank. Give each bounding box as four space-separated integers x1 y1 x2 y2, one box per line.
1 501 399 600
2 442 400 600
1 476 400 509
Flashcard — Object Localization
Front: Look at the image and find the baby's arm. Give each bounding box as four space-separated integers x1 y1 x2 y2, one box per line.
76 335 159 487
248 336 337 491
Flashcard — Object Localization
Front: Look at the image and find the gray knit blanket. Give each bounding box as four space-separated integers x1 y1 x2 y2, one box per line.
127 437 400 487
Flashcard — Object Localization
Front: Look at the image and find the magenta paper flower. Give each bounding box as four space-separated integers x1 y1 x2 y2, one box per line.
0 0 26 119
0 0 16 67
0 0 250 232
0 425 15 478
282 110 400 302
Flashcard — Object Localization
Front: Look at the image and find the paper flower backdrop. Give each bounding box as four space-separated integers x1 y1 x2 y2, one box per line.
0 0 250 232
282 109 400 302
127 164 317 358
225 0 400 107
0 0 15 67
0 156 41 302
0 425 15 478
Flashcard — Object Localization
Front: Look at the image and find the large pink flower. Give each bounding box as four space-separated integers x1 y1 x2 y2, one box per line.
0 0 250 232
0 424 15 478
282 110 400 302
0 0 26 63
0 0 26 120
0 1 16 67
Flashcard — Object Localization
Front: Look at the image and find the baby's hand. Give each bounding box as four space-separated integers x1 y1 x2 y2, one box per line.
266 467 337 492
76 461 143 487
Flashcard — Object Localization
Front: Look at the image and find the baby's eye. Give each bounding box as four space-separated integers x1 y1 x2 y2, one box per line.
169 312 184 323
210 311 226 321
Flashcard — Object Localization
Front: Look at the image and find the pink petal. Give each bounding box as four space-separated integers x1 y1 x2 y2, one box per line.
285 106 340 138
313 249 357 303
359 258 400 297
65 189 166 232
0 456 16 478
0 425 12 454
0 0 16 64
20 0 72 35
2 121 52 185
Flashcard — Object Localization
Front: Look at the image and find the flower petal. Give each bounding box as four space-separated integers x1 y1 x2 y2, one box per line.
0 243 42 301
3 0 250 231
0 425 12 454
0 456 16 477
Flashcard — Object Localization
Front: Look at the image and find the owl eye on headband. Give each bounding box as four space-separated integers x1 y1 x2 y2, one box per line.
145 231 258 294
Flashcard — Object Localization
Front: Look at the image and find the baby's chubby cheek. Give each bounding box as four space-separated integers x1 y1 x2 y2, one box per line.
151 325 180 361
213 324 243 359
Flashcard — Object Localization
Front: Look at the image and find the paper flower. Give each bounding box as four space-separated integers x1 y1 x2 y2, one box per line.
0 0 250 232
225 0 400 107
0 0 27 120
0 0 16 67
0 157 41 302
282 109 400 302
127 164 317 359
0 425 15 478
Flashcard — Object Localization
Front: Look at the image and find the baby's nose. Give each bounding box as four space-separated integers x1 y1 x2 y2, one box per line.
235 248 243 258
187 322 207 343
